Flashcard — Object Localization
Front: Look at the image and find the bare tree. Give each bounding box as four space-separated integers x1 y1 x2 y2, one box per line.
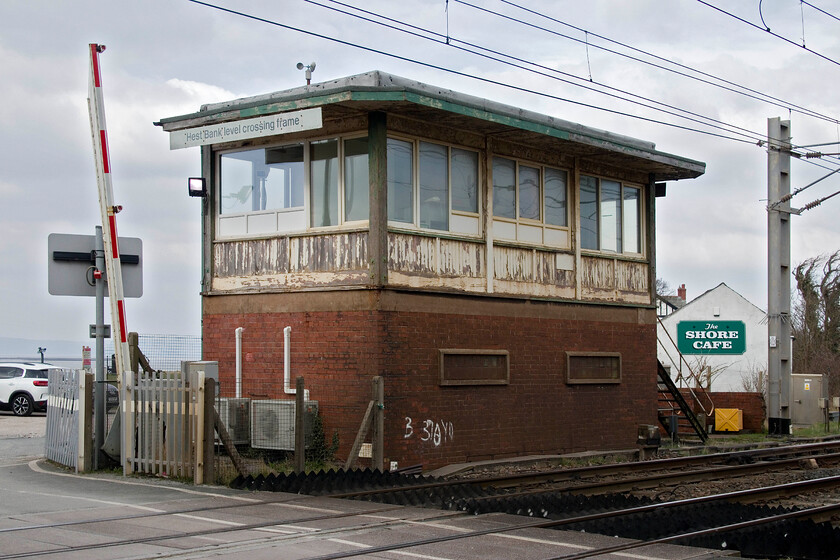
687 356 731 390
792 251 840 396
740 360 767 395
656 277 673 298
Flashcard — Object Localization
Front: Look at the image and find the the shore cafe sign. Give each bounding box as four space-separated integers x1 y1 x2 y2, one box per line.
677 321 746 355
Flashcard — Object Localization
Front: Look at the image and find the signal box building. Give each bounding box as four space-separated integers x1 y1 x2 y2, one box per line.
159 72 705 469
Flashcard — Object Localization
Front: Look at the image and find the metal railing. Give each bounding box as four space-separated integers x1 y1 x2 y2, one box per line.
45 369 91 472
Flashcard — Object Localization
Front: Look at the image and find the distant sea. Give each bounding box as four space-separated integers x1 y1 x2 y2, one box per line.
0 335 201 371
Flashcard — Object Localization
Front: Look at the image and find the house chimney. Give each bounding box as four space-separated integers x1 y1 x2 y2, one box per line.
677 284 686 301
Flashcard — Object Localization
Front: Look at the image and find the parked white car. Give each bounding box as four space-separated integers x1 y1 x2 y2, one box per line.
0 363 54 416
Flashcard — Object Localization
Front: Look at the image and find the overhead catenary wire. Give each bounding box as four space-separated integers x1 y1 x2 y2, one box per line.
801 0 840 24
697 0 840 68
459 0 840 164
186 0 766 146
185 0 840 175
305 0 773 146
305 0 840 172
800 188 840 211
474 0 840 174
486 0 840 127
768 166 840 209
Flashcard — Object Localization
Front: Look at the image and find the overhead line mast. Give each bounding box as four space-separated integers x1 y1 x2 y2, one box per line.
87 44 131 394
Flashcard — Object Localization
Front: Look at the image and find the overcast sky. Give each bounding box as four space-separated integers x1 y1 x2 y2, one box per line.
2 0 839 353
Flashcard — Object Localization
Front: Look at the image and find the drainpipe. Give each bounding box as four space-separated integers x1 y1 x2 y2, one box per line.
235 327 244 399
283 326 309 400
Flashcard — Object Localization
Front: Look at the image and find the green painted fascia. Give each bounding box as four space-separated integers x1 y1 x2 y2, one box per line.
404 91 571 141
236 91 354 118
349 90 571 141
235 89 571 142
166 86 699 172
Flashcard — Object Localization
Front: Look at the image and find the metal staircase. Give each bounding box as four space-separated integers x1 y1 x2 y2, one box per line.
657 360 708 442
657 317 714 443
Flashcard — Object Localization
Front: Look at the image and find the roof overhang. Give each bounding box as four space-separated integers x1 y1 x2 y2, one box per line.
158 71 705 182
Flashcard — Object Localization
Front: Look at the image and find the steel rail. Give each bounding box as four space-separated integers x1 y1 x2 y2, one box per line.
462 450 840 501
326 440 840 499
463 475 840 518
0 493 316 534
0 504 405 560
549 502 840 560
302 493 840 560
483 438 840 489
5 475 838 560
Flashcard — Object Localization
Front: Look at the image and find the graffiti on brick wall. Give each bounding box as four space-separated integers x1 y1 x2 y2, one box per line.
404 416 454 447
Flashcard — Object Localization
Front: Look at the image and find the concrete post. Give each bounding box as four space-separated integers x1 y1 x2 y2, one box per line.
767 117 792 434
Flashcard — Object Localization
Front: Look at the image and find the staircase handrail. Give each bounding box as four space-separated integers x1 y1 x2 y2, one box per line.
656 316 715 416
657 361 708 442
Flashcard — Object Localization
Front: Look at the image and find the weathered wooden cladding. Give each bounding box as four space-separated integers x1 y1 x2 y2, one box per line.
439 238 484 277
580 255 649 303
291 232 368 273
494 245 532 283
389 233 436 275
215 237 289 277
211 230 647 303
212 232 369 291
491 245 575 299
536 251 575 287
388 233 484 278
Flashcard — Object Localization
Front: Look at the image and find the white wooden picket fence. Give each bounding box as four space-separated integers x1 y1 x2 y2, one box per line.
45 369 91 472
122 370 209 483
44 368 211 483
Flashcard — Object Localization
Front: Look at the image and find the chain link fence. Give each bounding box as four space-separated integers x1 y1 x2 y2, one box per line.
107 334 201 373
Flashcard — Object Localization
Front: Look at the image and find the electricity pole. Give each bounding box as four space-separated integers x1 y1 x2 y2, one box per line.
767 117 792 435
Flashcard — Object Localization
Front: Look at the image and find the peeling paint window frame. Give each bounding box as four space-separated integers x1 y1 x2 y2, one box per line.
491 156 570 245
579 174 644 258
214 133 369 239
219 145 305 215
386 134 481 235
565 352 622 385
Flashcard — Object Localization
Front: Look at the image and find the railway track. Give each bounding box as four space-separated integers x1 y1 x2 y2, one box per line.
7 440 839 559
291 439 840 503
3 480 839 560
227 438 840 559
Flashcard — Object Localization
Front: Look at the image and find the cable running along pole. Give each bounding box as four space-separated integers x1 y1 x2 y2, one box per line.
87 44 131 449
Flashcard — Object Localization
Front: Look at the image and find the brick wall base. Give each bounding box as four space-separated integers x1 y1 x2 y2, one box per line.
203 290 659 469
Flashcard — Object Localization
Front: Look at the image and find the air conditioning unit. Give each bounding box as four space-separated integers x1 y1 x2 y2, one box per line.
250 399 318 450
217 398 251 445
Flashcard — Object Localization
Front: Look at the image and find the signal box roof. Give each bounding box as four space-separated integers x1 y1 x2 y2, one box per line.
158 70 704 181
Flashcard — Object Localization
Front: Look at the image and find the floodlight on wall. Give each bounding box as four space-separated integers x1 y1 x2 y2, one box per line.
188 177 207 198
296 61 316 85
655 183 667 198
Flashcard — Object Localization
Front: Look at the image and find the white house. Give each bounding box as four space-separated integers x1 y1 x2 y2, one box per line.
656 283 687 317
657 283 767 392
